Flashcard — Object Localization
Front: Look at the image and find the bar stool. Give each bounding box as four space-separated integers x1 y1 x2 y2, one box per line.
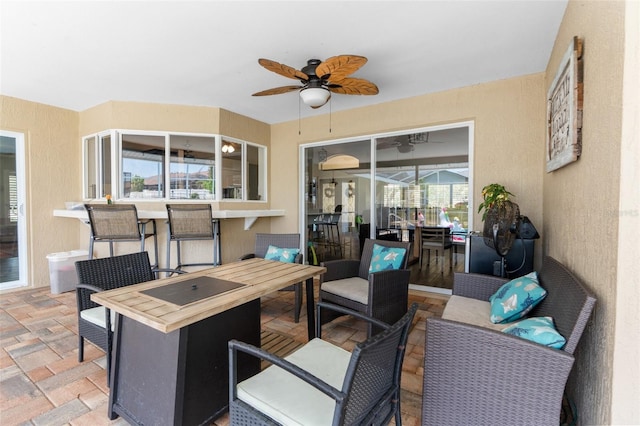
84 204 159 267
166 204 221 271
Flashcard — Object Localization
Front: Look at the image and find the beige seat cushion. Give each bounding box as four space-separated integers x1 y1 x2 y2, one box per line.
321 277 369 305
442 295 516 332
236 338 352 425
80 306 115 331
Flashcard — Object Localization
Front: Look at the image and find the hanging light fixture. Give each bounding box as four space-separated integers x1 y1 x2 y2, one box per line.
222 143 235 153
408 133 429 144
300 87 330 107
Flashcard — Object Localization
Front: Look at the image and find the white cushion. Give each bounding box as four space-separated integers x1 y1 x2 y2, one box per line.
321 277 369 305
80 306 115 331
236 338 352 425
442 295 517 332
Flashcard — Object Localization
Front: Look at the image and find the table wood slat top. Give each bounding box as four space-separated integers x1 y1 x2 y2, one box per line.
91 258 325 333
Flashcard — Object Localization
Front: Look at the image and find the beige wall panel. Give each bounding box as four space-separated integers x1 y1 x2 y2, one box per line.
109 101 221 133
0 96 80 289
219 108 270 145
543 1 626 424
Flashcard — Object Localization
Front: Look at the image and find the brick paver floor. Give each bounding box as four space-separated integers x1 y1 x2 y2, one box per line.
0 285 447 425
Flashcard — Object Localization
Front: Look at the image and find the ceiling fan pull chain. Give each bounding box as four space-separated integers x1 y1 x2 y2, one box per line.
329 97 332 133
298 95 302 135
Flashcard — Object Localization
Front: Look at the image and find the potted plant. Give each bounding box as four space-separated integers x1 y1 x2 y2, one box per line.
477 183 514 221
478 183 520 259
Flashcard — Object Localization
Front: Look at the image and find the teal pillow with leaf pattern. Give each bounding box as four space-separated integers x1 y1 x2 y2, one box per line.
369 244 406 273
502 316 566 349
264 245 300 263
489 272 546 324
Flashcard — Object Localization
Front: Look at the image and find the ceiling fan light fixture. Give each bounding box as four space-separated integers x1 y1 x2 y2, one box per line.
222 143 235 153
300 87 330 107
408 133 428 144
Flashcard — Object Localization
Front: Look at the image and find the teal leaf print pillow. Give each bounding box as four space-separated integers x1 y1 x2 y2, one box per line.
369 244 406 273
489 272 547 324
502 316 566 349
264 245 300 263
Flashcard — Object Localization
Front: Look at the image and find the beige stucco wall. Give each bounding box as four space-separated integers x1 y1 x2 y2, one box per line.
0 96 80 288
270 73 546 269
543 1 638 424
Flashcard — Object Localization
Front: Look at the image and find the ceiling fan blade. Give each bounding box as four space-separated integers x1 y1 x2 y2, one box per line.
316 55 367 81
252 85 301 96
258 58 309 81
328 78 379 95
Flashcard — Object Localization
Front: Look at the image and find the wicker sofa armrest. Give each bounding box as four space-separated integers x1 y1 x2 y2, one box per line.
452 272 509 300
320 259 361 282
423 317 574 426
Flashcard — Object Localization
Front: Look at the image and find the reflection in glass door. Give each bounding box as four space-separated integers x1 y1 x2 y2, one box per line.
303 140 371 264
0 130 27 289
301 125 471 267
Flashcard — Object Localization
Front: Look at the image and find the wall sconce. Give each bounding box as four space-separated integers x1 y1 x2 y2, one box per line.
222 143 235 153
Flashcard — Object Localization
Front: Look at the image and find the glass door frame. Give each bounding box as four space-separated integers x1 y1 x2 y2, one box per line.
0 130 28 290
298 120 474 265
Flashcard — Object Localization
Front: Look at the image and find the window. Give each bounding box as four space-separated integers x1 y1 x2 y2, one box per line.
82 130 266 202
83 132 111 199
221 139 242 199
169 135 215 200
121 133 166 200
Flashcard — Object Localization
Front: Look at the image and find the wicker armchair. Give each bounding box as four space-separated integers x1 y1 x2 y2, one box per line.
239 233 304 322
422 256 596 426
75 252 183 382
229 302 418 425
319 238 411 336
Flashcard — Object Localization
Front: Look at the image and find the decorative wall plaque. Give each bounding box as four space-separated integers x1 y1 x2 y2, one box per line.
546 36 584 172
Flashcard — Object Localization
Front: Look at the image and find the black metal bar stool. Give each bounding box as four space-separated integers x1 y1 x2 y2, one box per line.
165 204 221 271
84 204 159 267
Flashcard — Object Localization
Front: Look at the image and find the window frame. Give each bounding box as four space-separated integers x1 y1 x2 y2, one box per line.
81 129 267 203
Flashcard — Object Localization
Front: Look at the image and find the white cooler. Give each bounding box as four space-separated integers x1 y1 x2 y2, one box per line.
46 250 89 294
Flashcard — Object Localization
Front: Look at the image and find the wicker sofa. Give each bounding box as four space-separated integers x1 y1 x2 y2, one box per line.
422 256 596 426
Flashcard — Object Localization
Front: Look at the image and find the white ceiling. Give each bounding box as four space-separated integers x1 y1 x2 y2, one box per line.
0 0 567 125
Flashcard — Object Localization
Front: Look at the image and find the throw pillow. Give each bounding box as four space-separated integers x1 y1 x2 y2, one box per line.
369 244 406 273
502 316 566 349
489 272 547 324
264 245 300 263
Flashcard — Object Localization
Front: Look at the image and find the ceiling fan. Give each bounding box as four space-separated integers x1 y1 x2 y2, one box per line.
378 132 446 153
252 55 379 108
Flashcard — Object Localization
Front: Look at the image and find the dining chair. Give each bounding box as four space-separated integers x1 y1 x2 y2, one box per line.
228 302 418 426
165 204 220 272
239 233 304 322
75 252 183 383
319 238 411 337
84 203 159 267
419 226 453 273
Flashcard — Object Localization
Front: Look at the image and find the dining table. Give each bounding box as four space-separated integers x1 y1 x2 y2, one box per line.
92 258 325 426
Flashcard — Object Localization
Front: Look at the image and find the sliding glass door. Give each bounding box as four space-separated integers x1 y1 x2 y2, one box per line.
301 123 472 265
0 130 27 290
